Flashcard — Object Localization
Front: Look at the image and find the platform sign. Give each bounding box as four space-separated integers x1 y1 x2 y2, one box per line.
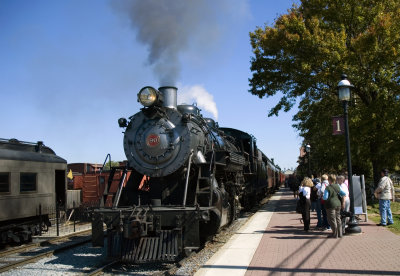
352 175 368 221
332 116 344 135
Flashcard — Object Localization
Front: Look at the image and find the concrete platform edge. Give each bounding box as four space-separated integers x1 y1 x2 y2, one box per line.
195 190 283 276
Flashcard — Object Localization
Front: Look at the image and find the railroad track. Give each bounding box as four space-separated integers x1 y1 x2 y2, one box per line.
84 260 120 276
0 195 272 275
81 258 180 275
0 229 92 258
79 249 191 276
83 196 271 276
0 229 93 273
80 206 261 276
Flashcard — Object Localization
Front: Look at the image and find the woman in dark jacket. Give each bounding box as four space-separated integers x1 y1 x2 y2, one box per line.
322 174 346 238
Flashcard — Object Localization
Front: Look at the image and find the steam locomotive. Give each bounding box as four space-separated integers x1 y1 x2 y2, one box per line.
91 86 282 262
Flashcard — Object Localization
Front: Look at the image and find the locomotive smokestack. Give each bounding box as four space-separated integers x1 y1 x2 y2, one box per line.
159 86 177 109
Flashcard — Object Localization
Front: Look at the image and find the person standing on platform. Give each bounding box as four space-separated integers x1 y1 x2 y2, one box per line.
374 169 395 226
337 175 350 234
310 178 319 212
289 173 300 199
320 174 330 230
323 174 346 238
299 177 313 231
343 171 349 188
312 178 323 229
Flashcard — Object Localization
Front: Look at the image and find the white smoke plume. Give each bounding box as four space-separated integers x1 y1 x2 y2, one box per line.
178 84 218 120
112 0 219 86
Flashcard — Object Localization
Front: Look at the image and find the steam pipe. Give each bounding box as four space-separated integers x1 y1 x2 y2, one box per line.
182 151 194 207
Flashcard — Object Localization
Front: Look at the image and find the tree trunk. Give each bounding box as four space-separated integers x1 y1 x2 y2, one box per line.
372 160 380 187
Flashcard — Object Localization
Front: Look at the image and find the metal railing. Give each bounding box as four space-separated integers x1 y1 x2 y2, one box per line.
36 203 94 238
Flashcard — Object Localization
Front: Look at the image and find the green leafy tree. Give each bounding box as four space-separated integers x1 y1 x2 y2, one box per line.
102 161 121 171
249 0 400 182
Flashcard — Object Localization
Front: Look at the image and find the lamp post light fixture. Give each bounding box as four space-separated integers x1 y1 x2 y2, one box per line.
337 74 361 234
305 144 311 177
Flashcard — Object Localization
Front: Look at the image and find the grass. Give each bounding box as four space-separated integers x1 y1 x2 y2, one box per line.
367 200 400 235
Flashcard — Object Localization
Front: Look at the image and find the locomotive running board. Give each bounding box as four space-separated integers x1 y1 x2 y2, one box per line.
120 230 180 263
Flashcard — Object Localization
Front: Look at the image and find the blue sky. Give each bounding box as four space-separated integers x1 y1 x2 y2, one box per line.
0 0 301 170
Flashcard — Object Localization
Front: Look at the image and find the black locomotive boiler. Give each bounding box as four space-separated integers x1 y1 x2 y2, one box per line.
91 86 280 262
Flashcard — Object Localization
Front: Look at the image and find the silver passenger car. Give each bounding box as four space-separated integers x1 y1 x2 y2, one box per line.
0 138 67 244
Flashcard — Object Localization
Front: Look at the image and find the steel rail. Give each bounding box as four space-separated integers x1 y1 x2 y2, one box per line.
84 260 120 276
0 234 92 273
0 228 92 258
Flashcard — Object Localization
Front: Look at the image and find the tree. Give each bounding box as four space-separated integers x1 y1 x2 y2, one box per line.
102 161 121 171
249 0 400 182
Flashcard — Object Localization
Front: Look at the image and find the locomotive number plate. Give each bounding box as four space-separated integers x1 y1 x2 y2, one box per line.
146 134 160 147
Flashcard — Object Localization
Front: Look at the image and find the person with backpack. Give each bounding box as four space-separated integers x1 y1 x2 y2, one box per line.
323 174 347 238
312 178 323 229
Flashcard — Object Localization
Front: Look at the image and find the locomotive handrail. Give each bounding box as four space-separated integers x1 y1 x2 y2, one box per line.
193 115 221 148
208 149 216 206
209 149 215 174
99 153 112 207
100 153 112 173
112 167 128 209
182 150 194 207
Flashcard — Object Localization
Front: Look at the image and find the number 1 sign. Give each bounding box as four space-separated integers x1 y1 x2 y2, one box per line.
332 116 344 135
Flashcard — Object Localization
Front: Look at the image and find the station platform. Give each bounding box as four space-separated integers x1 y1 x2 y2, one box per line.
195 188 400 276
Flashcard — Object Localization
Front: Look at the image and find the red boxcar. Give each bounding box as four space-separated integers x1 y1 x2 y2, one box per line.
68 163 130 207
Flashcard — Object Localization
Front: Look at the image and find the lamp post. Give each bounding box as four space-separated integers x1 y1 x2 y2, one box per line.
337 74 361 234
305 144 311 177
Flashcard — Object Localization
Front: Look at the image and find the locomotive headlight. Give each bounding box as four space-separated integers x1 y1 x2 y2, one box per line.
138 86 159 107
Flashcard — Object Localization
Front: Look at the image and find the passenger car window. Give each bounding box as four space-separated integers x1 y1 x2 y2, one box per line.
0 172 10 193
20 173 37 192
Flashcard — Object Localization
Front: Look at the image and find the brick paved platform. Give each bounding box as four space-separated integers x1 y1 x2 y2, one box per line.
196 188 400 276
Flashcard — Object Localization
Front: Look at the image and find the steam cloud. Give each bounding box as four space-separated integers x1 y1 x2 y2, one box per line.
178 85 218 120
112 0 249 120
112 0 217 85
